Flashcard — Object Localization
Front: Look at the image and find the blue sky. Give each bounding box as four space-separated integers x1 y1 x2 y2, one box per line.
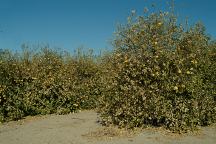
0 0 216 53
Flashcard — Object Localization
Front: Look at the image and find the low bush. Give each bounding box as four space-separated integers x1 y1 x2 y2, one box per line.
0 47 103 122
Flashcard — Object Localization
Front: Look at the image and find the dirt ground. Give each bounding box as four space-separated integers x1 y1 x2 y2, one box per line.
0 110 215 144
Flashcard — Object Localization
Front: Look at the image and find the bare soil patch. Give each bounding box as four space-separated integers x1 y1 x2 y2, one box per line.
0 110 215 144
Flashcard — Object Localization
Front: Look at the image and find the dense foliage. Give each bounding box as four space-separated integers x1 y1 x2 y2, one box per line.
99 11 216 132
0 47 103 122
0 9 215 133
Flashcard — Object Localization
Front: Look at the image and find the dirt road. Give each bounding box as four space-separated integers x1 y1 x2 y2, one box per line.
0 110 215 144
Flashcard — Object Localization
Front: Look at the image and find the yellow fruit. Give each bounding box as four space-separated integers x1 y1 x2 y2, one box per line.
158 22 162 26
173 86 178 91
186 71 190 74
191 60 198 64
155 72 159 76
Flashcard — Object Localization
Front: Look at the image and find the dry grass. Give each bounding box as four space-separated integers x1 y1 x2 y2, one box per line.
82 126 142 140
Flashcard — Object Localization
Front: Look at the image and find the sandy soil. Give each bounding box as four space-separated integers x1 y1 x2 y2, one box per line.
0 110 215 144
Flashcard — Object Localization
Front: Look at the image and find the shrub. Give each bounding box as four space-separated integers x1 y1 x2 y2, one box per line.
0 5 215 134
99 10 216 133
0 47 102 122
